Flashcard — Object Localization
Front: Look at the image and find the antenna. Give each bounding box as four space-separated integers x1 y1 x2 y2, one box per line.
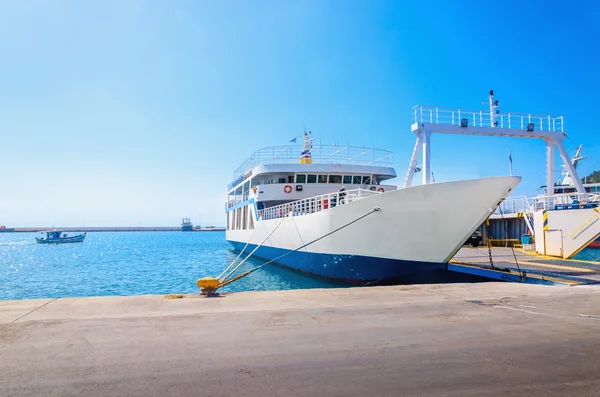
489 90 500 127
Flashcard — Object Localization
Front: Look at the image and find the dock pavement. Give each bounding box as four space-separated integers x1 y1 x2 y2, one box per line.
2 283 600 396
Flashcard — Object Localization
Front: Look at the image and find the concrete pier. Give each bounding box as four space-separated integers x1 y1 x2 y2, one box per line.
2 283 600 396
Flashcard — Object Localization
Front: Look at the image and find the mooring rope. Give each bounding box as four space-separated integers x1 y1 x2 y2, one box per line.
218 223 259 279
222 209 292 282
217 207 381 289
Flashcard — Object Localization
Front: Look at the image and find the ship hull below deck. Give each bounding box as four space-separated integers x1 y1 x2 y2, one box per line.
226 176 521 283
229 241 445 283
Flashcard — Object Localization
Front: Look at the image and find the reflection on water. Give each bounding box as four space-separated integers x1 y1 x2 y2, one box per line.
0 231 342 300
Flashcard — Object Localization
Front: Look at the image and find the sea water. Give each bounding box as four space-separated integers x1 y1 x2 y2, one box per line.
0 232 343 300
3 231 599 301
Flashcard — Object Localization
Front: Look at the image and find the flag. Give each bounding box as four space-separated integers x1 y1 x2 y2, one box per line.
290 137 297 143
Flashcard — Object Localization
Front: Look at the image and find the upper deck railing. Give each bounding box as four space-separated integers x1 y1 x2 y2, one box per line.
412 106 565 132
229 145 394 189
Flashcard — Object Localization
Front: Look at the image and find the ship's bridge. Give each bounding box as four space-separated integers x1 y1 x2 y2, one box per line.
229 145 394 190
226 145 397 210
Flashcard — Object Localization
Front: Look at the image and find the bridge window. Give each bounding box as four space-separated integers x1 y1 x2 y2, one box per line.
328 175 342 184
343 176 352 184
362 176 371 184
307 174 317 183
318 175 328 183
353 176 362 184
296 174 306 183
278 177 286 184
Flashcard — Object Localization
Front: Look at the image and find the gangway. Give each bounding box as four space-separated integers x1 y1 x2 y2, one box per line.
406 91 600 259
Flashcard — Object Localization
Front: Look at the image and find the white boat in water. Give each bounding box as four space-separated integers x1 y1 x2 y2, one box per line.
225 131 520 283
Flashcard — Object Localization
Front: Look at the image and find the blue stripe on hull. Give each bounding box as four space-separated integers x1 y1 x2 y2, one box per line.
229 241 445 283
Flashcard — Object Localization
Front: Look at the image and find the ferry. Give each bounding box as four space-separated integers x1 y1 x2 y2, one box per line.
538 145 600 248
224 131 520 283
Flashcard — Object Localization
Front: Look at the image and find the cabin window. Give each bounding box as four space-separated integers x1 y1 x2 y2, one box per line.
343 176 352 184
248 210 254 229
353 176 362 184
278 177 286 184
328 175 342 184
362 176 371 185
242 206 248 229
318 175 328 183
288 175 294 183
296 174 306 183
226 212 230 230
307 174 317 183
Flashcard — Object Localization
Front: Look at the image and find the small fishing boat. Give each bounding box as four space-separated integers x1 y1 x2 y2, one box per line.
35 230 86 244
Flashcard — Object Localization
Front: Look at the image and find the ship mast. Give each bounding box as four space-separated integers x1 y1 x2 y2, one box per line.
300 131 313 164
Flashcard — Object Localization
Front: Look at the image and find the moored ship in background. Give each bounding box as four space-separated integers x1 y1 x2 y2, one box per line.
181 218 194 231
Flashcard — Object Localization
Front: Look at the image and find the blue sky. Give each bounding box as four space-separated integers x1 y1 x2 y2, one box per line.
1 0 599 226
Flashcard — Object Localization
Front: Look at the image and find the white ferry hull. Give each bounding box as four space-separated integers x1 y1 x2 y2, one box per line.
226 176 520 283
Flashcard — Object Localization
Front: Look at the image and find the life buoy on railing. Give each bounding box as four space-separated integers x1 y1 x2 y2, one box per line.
284 185 292 194
252 186 258 194
377 187 385 192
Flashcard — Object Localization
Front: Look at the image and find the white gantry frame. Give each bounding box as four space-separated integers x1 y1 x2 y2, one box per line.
403 92 584 197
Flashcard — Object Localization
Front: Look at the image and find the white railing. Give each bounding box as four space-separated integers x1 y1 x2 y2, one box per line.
412 105 564 132
258 188 381 221
495 193 600 215
229 145 394 189
531 193 599 212
493 196 533 215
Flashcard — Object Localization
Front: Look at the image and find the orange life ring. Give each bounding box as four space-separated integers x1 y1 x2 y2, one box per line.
377 187 384 192
252 186 257 194
284 185 292 194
